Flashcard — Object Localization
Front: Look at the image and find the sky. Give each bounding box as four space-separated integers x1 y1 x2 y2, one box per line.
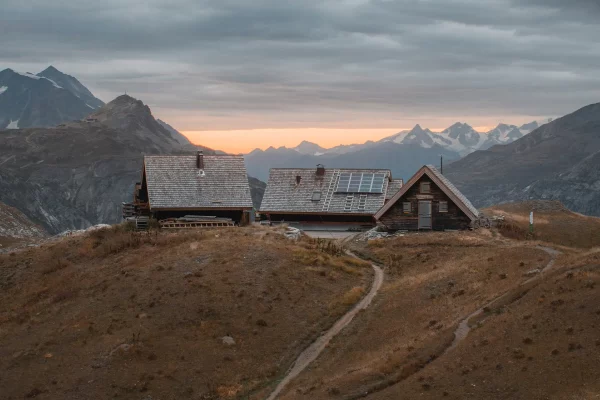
2 0 600 153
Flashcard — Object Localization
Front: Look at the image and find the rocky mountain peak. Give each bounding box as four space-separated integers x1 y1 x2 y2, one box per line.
294 140 327 155
39 65 60 74
411 124 425 133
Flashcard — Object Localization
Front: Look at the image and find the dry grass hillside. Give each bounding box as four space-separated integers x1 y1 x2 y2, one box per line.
0 226 371 400
485 200 600 248
275 205 600 400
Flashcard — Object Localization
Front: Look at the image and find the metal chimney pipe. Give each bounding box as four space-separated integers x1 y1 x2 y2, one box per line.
197 150 204 169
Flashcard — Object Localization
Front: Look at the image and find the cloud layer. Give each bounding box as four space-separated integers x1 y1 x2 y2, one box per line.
3 0 600 131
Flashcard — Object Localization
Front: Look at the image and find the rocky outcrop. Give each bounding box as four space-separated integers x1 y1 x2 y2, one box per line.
0 202 47 239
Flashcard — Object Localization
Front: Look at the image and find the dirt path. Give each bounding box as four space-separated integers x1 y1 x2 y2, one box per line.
265 256 384 400
450 245 561 350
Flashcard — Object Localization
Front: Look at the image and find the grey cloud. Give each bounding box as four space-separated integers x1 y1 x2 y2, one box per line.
1 0 599 129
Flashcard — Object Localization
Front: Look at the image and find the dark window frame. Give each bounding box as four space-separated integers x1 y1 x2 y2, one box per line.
403 202 412 213
420 181 431 193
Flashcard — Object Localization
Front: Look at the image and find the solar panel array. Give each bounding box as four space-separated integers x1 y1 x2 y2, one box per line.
336 172 386 193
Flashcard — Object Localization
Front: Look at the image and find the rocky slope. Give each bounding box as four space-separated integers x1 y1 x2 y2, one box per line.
445 102 600 215
0 202 46 240
37 66 104 109
0 66 103 129
0 95 212 233
157 118 192 146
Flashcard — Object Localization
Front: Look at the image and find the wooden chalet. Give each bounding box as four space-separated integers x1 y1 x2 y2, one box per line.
131 152 253 225
259 165 403 230
374 165 479 231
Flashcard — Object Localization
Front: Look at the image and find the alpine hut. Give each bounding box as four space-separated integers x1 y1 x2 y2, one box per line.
259 165 403 231
374 165 479 231
132 151 254 225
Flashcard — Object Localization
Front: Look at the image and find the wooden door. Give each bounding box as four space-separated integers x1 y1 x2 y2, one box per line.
418 201 432 229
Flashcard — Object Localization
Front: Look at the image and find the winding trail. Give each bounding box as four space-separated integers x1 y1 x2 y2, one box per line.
450 245 561 350
265 254 384 400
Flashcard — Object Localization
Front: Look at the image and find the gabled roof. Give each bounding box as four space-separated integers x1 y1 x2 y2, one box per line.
144 155 253 209
260 168 397 215
386 179 404 201
375 165 479 221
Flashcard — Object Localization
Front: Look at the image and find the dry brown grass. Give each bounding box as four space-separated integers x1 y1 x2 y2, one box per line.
278 230 554 399
366 255 600 400
485 201 600 248
0 226 371 400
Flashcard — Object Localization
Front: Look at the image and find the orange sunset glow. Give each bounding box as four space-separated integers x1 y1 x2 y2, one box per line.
181 127 496 153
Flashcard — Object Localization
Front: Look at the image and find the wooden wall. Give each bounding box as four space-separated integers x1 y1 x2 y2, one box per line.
378 175 472 231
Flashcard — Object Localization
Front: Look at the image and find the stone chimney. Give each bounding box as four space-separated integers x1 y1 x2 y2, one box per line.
316 164 325 177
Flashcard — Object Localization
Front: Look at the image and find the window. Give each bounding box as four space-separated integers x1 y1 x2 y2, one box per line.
403 202 411 213
439 201 448 213
420 181 431 193
311 191 321 201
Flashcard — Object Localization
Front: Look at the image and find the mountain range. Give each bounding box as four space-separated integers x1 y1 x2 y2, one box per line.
245 119 552 181
446 102 600 216
0 93 210 233
0 66 104 129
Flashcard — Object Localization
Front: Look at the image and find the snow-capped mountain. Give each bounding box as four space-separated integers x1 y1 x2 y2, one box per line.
37 66 104 109
0 66 104 129
293 140 328 155
246 118 554 181
250 119 553 160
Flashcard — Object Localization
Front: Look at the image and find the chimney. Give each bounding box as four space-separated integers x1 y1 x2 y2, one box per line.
197 150 204 169
296 175 302 185
316 164 325 177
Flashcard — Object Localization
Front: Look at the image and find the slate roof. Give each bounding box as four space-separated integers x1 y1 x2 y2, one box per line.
260 168 397 215
386 179 405 201
375 165 479 221
144 155 253 209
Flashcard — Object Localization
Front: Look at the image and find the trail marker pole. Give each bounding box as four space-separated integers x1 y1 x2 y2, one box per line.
529 211 534 234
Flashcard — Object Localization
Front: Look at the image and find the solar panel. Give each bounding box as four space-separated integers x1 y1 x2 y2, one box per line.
336 172 386 193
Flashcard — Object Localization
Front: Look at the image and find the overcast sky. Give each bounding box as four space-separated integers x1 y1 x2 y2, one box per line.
3 0 600 151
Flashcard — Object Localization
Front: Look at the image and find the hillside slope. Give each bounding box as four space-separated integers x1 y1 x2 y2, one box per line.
445 102 600 215
0 95 211 233
277 213 600 399
0 202 46 248
0 227 371 400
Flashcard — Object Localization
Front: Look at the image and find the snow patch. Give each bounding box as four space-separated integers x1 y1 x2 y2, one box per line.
85 103 95 109
42 77 63 89
0 86 7 95
15 71 41 80
7 120 19 129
